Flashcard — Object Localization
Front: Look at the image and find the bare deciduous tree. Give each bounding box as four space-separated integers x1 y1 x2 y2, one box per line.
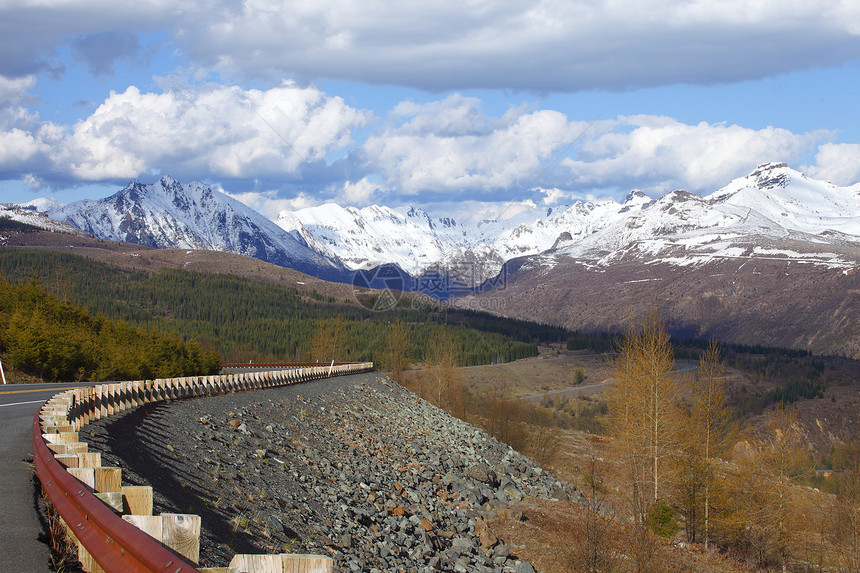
726 408 809 571
676 342 735 547
309 316 348 363
608 311 682 572
379 320 410 382
609 311 681 509
422 329 466 415
832 443 860 572
570 455 622 573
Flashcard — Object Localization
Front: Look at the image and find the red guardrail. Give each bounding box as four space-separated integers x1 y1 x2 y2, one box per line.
33 410 200 572
220 362 354 368
33 362 374 572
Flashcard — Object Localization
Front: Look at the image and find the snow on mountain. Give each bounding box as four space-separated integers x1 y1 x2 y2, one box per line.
280 163 860 282
545 162 860 269
275 198 623 280
22 197 67 212
0 202 88 236
275 204 476 275
43 177 345 278
707 162 860 236
14 163 860 288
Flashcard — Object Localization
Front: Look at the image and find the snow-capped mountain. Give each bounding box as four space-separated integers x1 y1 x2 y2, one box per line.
278 163 860 282
275 204 476 275
43 177 346 279
540 162 860 270
274 198 621 278
15 163 860 293
455 164 860 358
0 202 88 236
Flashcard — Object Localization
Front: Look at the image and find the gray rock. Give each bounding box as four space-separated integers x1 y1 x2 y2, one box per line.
514 561 537 573
83 372 576 572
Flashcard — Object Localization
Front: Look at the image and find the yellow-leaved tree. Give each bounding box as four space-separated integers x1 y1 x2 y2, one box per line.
724 407 809 571
608 311 683 572
422 328 465 416
675 341 735 548
378 320 410 382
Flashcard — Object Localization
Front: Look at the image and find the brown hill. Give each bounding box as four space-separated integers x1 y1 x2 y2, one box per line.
463 253 860 359
1 229 358 301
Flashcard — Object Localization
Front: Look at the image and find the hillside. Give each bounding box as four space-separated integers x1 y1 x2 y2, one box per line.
0 276 220 382
0 245 563 366
0 227 358 301
80 372 749 573
463 255 860 359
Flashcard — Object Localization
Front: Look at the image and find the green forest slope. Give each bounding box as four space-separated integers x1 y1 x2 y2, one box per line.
0 250 569 374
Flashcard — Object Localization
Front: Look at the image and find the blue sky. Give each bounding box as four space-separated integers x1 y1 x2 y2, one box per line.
1 1 860 222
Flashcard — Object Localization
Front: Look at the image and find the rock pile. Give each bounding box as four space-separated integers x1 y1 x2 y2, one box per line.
82 372 578 572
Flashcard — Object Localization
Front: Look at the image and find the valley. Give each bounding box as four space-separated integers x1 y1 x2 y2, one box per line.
5 161 860 360
3 160 860 572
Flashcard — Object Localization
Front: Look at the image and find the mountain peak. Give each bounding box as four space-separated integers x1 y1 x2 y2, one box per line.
623 189 650 204
753 161 789 172
45 178 343 277
749 162 793 190
619 189 651 213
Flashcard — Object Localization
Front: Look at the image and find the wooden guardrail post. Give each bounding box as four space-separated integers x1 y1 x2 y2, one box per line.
123 514 201 564
35 362 374 573
122 486 153 516
229 554 334 573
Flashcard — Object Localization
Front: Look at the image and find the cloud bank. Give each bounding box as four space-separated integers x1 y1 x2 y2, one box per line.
0 82 846 211
3 0 860 90
1 0 859 215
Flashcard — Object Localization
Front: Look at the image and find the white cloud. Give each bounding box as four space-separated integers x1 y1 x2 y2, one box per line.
0 78 855 211
0 91 64 174
0 75 36 106
169 0 860 91
423 198 540 226
364 94 579 195
485 199 538 222
535 187 569 205
4 1 859 91
361 101 836 201
338 178 380 206
562 116 832 194
806 143 860 186
223 188 317 219
56 82 369 181
0 128 44 166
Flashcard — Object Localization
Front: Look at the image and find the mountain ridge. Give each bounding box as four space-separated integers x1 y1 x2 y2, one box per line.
11 162 860 292
6 161 860 358
39 177 348 281
276 162 860 282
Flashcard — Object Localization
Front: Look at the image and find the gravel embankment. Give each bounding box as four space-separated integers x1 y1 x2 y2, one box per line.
81 372 577 572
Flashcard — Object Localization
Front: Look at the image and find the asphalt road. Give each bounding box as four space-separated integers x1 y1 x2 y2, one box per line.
518 362 699 402
0 382 98 572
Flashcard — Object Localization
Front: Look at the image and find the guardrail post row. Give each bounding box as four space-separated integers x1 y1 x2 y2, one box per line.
33 361 373 572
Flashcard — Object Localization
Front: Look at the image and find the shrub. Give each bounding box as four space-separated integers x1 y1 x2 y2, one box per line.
647 499 680 538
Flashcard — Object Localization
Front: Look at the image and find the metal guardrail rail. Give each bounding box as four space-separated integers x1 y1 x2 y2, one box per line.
221 362 355 369
33 362 374 572
33 416 198 572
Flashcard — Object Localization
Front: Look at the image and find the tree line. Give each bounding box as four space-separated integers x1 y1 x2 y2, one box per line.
0 249 565 369
0 276 220 381
583 311 858 572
